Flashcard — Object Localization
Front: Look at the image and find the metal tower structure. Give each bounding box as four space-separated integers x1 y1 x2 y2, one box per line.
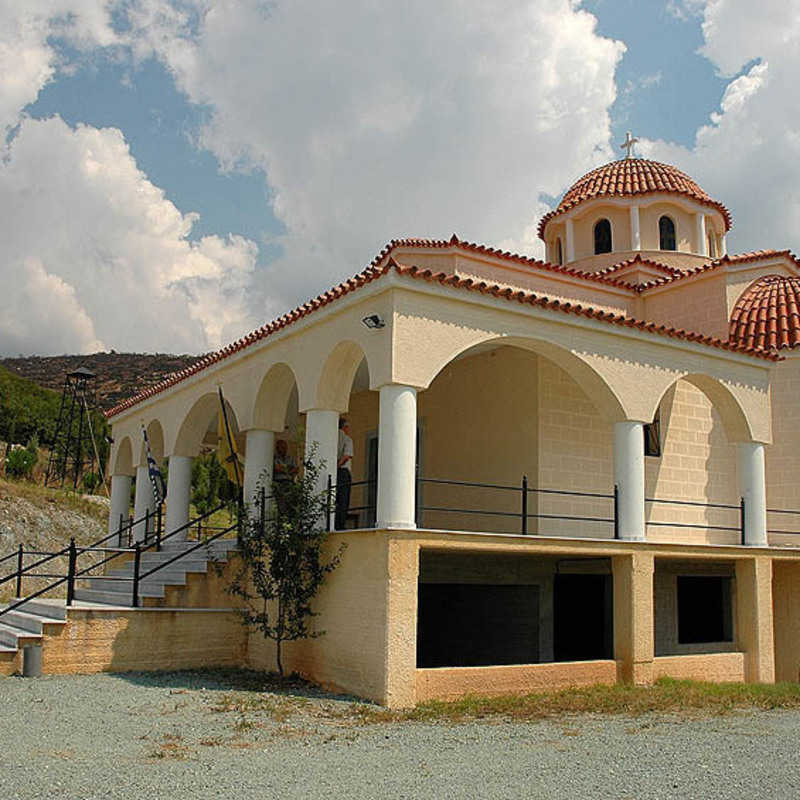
44 366 102 491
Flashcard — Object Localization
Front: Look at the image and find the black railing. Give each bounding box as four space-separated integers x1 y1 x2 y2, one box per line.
417 475 616 537
0 500 232 618
765 506 800 539
644 495 746 544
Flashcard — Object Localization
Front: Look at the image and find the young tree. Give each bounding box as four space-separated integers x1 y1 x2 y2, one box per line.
227 450 344 677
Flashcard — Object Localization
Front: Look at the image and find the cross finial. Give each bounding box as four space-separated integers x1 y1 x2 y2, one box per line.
620 130 639 159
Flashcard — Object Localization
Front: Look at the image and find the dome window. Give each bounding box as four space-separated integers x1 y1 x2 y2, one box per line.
659 216 676 251
593 219 612 255
556 238 563 265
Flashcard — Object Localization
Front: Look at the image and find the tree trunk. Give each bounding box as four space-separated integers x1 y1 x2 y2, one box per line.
276 596 284 677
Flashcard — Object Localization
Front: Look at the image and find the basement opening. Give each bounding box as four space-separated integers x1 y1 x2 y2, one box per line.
416 551 613 668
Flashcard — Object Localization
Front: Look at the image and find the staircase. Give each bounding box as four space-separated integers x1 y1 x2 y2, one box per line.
73 538 237 606
0 598 67 673
0 537 239 674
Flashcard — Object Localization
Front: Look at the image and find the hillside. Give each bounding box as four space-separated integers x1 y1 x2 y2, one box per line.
0 365 109 459
0 479 107 603
0 352 201 412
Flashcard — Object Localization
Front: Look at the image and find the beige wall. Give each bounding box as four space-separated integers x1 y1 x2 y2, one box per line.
572 205 632 261
41 608 245 674
773 562 800 682
246 532 402 705
766 359 800 537
641 274 730 341
639 202 694 252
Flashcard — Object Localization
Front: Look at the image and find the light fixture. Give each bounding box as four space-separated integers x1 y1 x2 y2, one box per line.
361 314 385 330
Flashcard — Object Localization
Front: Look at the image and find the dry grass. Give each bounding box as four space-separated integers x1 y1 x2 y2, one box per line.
348 679 800 724
0 477 108 525
195 669 800 727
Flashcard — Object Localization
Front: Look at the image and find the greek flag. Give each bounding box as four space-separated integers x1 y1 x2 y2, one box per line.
142 426 166 507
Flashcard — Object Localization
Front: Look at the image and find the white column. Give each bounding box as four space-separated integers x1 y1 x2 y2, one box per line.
377 384 417 529
695 212 708 256
132 464 156 543
738 442 767 546
243 429 275 511
108 474 132 537
614 421 646 541
721 233 728 256
165 455 193 541
565 218 575 263
629 205 641 251
304 409 339 498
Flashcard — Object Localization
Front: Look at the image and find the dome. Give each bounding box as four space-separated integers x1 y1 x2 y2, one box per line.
729 275 800 351
538 158 732 240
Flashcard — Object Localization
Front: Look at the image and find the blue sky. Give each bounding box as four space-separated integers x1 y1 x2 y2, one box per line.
24 2 719 255
1 1 796 355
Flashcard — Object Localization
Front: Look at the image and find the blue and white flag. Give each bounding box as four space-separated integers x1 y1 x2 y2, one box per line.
142 426 166 507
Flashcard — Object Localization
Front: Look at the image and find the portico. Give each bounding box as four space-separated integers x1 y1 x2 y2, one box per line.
99 157 800 707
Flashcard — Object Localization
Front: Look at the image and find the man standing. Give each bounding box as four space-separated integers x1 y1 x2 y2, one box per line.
336 418 353 529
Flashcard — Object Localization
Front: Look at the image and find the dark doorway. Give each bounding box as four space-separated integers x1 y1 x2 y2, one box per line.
553 574 613 661
417 583 539 667
678 576 733 644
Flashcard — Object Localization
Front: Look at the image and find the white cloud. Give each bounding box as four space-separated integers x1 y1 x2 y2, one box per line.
0 1 626 355
126 0 624 317
0 1 118 135
0 116 258 355
642 2 800 257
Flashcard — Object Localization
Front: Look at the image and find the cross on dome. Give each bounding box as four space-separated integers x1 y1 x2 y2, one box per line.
620 131 639 159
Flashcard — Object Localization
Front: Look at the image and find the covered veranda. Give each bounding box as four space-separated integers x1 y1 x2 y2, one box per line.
104 267 793 706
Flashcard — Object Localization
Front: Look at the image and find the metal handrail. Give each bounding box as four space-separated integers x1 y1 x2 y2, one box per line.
646 496 740 511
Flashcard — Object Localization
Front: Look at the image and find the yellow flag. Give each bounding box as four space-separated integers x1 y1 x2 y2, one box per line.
218 408 244 485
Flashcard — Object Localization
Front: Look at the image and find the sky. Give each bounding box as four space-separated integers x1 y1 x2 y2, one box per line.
1 0 798 357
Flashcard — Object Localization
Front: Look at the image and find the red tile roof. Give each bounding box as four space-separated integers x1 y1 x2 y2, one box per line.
538 159 732 239
729 274 800 351
636 249 800 292
372 234 638 289
106 244 780 418
593 253 684 279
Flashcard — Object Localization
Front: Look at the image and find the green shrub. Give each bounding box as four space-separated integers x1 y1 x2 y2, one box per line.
6 436 39 479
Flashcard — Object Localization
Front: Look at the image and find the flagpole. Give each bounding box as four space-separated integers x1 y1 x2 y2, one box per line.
217 386 242 493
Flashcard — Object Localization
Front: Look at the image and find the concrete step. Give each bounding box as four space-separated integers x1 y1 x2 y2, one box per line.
83 576 174 594
73 584 167 605
0 609 66 635
10 598 67 621
0 621 41 649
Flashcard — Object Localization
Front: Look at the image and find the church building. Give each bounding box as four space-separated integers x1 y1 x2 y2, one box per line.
6 152 800 708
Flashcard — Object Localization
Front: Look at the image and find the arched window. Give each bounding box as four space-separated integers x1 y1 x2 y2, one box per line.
556 238 563 265
593 219 612 254
707 233 716 258
659 216 676 250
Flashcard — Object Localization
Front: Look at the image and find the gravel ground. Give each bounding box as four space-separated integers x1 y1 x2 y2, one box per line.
2 671 800 799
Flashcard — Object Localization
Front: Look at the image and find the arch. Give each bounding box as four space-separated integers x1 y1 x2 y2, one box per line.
659 215 676 250
138 419 165 466
112 436 135 477
251 362 299 432
594 218 612 254
423 336 627 425
172 393 242 458
650 373 752 443
314 340 371 412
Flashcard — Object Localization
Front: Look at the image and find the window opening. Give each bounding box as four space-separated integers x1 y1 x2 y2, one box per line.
659 216 676 250
594 219 612 254
556 238 563 265
644 408 661 457
677 576 733 644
